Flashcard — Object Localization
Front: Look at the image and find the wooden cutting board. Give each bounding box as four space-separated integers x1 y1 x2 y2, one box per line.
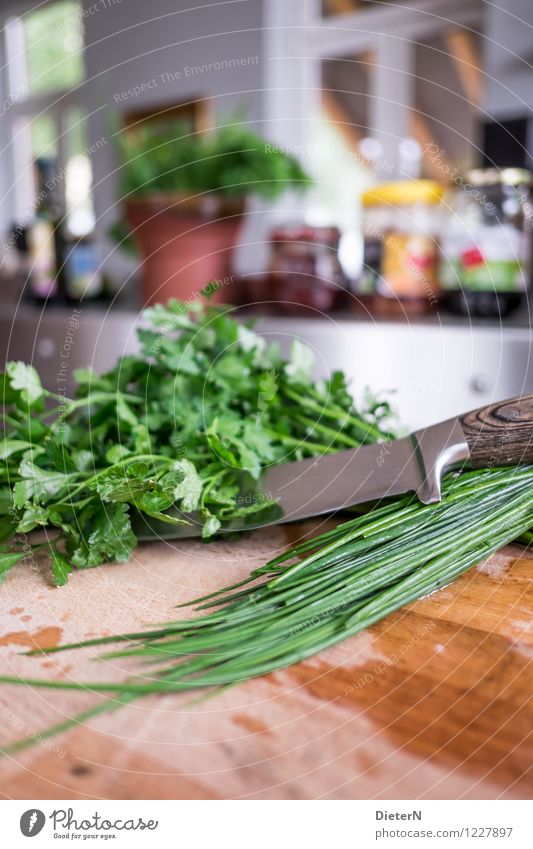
0 523 531 800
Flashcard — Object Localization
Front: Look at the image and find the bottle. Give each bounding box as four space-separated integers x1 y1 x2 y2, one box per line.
440 168 532 317
26 157 66 305
9 223 29 269
63 237 104 303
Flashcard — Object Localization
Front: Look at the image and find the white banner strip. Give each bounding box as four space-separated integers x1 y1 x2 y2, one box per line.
2 799 531 847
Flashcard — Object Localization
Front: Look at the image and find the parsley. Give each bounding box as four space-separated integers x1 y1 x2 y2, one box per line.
118 120 312 201
0 300 394 585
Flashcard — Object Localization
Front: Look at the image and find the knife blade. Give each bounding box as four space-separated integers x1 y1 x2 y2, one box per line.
134 416 471 540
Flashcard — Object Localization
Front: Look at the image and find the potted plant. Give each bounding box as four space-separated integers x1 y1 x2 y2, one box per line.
118 120 312 304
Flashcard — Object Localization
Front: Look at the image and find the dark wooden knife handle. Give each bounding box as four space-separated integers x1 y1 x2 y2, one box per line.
460 394 533 468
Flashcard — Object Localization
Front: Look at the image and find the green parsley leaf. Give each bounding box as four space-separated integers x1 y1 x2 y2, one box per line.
6 361 44 405
50 550 72 587
16 504 49 533
284 340 314 384
202 512 221 539
0 550 26 581
167 460 202 512
0 439 33 460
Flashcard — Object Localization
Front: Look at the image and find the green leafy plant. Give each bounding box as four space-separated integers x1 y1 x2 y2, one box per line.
118 120 312 200
0 300 394 585
1 465 531 755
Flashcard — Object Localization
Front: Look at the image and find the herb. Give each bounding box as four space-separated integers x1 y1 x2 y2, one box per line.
0 300 394 585
1 465 531 754
118 120 312 200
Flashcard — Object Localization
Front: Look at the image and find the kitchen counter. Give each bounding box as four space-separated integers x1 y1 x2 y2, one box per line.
1 301 532 428
0 526 531 800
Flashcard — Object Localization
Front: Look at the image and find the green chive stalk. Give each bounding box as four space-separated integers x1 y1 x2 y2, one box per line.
1 466 532 753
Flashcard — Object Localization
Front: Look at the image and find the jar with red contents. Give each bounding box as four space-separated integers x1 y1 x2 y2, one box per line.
267 225 349 313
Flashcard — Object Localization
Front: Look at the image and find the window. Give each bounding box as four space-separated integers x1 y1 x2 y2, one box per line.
7 0 84 98
2 0 94 236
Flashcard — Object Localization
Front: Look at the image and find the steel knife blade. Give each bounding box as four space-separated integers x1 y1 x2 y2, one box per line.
134 416 471 540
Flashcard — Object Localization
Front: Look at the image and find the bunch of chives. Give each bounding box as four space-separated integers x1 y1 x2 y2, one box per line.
1 465 532 754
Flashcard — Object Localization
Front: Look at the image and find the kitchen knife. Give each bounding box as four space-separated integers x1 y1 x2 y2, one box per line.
135 394 533 540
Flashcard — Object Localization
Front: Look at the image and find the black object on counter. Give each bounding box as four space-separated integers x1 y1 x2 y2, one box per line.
482 117 533 171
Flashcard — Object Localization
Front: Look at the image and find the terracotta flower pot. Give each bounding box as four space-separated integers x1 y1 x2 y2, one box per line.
125 194 245 305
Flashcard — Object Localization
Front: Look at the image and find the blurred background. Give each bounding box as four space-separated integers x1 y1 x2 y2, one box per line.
0 0 532 426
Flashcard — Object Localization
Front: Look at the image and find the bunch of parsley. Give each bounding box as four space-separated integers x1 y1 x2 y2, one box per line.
0 301 394 585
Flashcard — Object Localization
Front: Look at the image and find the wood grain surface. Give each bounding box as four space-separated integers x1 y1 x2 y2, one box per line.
0 523 531 800
460 394 533 468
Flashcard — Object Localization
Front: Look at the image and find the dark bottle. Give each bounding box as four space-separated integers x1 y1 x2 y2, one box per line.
26 156 67 305
440 168 532 318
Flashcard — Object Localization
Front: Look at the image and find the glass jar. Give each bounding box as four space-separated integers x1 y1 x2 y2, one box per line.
267 225 349 313
359 180 444 315
440 168 532 317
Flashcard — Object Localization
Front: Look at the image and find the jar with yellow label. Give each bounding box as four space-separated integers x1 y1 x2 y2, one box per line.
359 180 444 315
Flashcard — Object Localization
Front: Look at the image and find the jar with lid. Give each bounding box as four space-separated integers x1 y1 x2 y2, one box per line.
267 225 349 313
359 180 444 315
439 168 532 317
